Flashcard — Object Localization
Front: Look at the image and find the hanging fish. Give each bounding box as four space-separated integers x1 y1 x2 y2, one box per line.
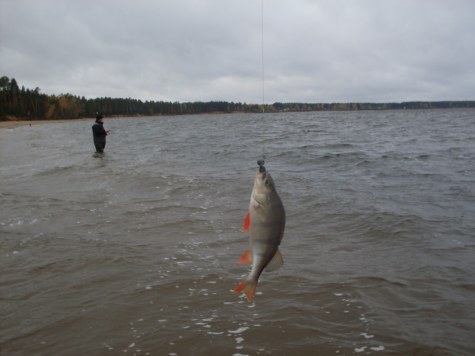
234 160 286 302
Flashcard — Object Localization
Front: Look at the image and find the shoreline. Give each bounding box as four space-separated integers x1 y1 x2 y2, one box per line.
0 116 145 129
2 107 474 129
0 119 86 129
0 112 239 129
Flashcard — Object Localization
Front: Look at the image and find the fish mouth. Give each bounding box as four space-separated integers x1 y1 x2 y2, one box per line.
255 159 273 188
257 159 266 173
257 159 266 177
256 169 271 188
256 167 267 181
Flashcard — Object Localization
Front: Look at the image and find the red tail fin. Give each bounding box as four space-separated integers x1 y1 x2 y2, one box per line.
233 279 257 302
240 212 250 232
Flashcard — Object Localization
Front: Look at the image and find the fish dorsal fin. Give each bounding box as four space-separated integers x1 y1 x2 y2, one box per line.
265 248 284 272
241 212 250 232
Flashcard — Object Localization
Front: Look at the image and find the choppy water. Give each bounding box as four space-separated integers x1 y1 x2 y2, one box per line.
1 110 475 355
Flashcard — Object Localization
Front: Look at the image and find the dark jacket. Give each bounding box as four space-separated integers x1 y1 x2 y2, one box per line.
92 123 107 152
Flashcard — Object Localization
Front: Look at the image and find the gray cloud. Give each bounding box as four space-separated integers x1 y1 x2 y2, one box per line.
1 0 474 103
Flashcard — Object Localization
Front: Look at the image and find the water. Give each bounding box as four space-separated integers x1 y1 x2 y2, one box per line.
1 110 474 355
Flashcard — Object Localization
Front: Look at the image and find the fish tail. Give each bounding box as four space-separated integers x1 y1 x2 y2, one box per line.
233 279 257 302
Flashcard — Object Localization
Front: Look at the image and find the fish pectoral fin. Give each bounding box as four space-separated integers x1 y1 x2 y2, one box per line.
264 248 284 272
236 250 252 265
240 211 250 232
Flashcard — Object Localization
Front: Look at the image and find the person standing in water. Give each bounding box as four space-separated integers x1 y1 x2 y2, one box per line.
92 113 109 153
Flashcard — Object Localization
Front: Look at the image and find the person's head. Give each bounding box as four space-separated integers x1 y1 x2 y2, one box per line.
96 113 104 123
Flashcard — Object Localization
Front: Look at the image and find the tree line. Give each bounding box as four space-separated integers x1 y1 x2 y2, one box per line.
1 76 474 121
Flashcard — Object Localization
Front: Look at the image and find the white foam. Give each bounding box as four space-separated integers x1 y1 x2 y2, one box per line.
370 346 385 351
354 346 367 353
228 327 249 334
361 333 374 339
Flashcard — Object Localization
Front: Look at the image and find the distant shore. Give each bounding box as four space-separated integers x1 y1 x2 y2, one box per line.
2 105 475 129
0 116 138 129
0 112 237 129
0 119 83 129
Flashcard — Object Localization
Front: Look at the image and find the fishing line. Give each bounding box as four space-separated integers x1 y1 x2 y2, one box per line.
260 0 266 163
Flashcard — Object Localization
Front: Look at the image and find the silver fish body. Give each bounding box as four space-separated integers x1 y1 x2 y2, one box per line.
234 167 286 302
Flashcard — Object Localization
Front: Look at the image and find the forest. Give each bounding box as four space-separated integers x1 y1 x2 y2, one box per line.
1 76 474 121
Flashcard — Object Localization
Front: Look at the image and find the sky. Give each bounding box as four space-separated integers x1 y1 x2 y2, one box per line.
1 0 474 103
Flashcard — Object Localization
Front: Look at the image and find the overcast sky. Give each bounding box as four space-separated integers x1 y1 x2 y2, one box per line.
1 0 474 103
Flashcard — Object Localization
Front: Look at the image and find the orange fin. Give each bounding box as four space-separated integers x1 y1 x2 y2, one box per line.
236 250 252 265
240 212 250 232
233 279 257 302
